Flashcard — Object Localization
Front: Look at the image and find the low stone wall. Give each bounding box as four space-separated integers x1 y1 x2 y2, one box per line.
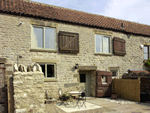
13 72 45 113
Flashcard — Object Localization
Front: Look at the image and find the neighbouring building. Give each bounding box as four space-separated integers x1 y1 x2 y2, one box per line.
0 0 150 112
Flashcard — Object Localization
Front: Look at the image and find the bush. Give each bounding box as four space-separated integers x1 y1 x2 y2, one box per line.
62 94 70 101
145 59 150 67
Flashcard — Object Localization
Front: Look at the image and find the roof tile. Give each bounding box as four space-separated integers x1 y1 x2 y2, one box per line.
1 0 150 36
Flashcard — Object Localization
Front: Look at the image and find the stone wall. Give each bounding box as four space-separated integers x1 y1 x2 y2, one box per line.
140 78 150 92
91 71 96 97
13 72 45 113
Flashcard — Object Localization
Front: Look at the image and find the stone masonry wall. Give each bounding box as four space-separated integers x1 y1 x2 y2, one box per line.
140 78 150 92
91 71 96 97
0 12 150 99
13 72 45 113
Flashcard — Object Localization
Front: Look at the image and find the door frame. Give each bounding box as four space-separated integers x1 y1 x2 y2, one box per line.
79 71 91 97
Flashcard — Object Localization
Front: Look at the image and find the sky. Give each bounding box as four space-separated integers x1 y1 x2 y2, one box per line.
32 0 150 25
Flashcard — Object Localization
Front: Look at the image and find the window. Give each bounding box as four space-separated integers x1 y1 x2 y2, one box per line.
110 70 117 76
144 45 150 60
32 26 55 49
40 64 56 78
95 34 110 53
102 76 107 84
80 74 86 83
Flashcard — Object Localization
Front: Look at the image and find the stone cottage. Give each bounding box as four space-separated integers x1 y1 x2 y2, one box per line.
1 0 150 112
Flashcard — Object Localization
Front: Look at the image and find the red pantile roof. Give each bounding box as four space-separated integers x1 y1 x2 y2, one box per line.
1 0 150 36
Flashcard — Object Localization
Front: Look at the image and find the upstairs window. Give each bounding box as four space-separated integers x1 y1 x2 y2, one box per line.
32 26 55 49
95 34 110 53
144 45 150 60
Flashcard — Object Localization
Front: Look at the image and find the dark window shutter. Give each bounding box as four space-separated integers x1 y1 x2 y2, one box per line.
59 31 79 54
113 37 126 56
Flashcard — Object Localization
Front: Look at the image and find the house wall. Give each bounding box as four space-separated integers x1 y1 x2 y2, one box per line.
0 13 149 99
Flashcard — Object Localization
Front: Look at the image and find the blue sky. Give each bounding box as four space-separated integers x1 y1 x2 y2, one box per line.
32 0 150 25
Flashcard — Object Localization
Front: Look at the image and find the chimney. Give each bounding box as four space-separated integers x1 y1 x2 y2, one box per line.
121 23 124 28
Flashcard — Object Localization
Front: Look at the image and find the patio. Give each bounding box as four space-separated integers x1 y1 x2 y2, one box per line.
45 97 150 113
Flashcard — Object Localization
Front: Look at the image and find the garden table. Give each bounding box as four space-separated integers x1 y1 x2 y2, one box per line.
68 91 82 98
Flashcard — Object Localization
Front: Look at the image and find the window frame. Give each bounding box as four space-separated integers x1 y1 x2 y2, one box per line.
144 45 150 60
95 34 111 54
110 70 118 77
31 25 56 50
39 63 57 79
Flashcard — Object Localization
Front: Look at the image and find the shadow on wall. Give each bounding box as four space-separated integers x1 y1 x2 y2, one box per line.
8 76 14 113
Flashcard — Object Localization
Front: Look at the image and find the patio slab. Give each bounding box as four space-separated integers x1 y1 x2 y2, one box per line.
55 102 102 113
86 97 150 113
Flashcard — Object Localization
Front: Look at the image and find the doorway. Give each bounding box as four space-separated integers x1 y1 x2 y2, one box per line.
79 72 91 97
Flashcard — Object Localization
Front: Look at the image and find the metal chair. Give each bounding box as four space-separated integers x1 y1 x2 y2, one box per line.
58 88 69 106
75 90 86 108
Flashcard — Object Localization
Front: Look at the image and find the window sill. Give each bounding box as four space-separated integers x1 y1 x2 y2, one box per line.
44 78 57 82
94 53 112 56
30 49 57 53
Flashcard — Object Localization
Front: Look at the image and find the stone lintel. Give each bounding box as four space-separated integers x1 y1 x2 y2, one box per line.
108 67 120 71
93 29 113 36
143 42 150 46
78 66 97 71
30 19 58 28
32 58 59 63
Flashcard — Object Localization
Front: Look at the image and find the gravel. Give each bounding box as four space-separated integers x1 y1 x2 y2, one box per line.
100 98 139 104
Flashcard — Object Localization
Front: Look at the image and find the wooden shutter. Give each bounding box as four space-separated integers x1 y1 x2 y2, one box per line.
58 31 79 54
113 37 126 56
96 71 112 97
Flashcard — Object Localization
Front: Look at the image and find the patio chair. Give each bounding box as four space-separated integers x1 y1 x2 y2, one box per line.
58 88 69 106
75 89 86 109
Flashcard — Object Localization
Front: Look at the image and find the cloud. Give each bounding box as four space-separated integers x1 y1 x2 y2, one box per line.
32 0 106 14
101 0 150 25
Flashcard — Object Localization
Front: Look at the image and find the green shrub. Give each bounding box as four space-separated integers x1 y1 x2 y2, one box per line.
145 59 150 67
62 94 70 100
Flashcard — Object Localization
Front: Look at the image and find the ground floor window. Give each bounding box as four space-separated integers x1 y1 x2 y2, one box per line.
39 64 56 78
110 70 118 77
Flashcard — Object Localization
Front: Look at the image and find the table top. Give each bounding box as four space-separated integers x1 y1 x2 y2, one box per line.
68 91 82 95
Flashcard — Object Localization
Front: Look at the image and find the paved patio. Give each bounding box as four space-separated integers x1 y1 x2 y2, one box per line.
45 97 150 113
